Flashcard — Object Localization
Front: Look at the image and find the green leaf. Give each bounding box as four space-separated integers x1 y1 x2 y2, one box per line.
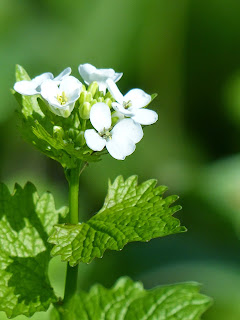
58 277 212 320
0 182 68 318
49 176 186 266
151 93 158 101
13 65 104 168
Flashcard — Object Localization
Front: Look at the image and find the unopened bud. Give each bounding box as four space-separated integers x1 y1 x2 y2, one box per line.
104 98 112 108
68 128 76 140
97 97 104 103
79 91 88 105
95 91 104 99
79 102 91 119
85 92 92 103
105 91 113 99
74 113 80 129
87 81 98 97
90 99 97 106
53 126 64 140
75 131 86 147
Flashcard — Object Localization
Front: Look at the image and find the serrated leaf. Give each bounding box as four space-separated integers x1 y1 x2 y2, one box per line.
58 277 212 320
49 176 186 266
13 65 103 168
0 182 68 318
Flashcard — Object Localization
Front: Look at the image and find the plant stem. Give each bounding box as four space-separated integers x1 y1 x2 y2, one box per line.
63 163 81 304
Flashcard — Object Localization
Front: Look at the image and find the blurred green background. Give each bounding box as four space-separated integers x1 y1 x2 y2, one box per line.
1 0 240 319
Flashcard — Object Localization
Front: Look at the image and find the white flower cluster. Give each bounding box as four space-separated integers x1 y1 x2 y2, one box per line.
14 63 158 160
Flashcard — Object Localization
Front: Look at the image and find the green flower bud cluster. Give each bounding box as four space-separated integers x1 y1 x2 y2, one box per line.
79 82 113 120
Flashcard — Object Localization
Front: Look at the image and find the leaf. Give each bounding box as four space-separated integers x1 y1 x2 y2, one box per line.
0 182 68 318
58 277 212 320
151 93 158 101
49 176 186 266
13 65 104 168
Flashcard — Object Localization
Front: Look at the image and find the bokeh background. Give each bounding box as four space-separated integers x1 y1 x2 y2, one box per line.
1 0 240 319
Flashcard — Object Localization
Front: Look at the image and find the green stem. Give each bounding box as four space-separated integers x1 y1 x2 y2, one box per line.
63 163 81 304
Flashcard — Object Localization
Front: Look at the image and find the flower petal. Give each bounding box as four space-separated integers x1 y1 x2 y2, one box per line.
59 76 82 103
106 135 135 160
90 103 112 132
124 89 151 109
111 118 143 144
106 79 124 104
14 72 53 95
78 63 96 85
14 80 39 95
112 102 134 116
47 103 74 118
131 108 158 125
54 67 72 81
85 129 106 151
41 79 60 106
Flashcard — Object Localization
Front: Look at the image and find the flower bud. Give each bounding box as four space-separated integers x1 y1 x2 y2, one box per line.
104 98 112 108
79 91 88 105
53 126 64 140
68 128 76 140
97 97 104 103
75 131 86 147
90 99 97 106
85 92 92 102
74 113 80 129
79 102 91 119
87 81 98 97
95 91 104 99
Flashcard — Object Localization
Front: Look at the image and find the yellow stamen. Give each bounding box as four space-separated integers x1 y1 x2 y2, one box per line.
123 100 132 109
57 91 68 105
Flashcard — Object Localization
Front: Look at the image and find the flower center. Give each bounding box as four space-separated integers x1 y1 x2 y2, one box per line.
99 128 112 140
57 91 68 105
123 100 132 109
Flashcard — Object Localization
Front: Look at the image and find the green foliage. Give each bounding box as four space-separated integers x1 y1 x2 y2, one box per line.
57 277 212 320
0 182 68 318
13 65 104 169
49 176 186 266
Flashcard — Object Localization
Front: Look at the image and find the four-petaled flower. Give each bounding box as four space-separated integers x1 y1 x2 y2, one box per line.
79 63 122 94
41 76 82 118
14 67 71 96
85 103 143 160
107 79 158 125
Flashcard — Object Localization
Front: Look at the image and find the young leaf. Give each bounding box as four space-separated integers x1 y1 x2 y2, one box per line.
49 176 186 266
58 277 212 320
0 182 68 318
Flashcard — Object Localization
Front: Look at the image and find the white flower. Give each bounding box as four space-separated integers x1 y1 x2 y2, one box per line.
13 67 71 96
78 63 123 94
85 102 143 160
41 76 82 118
106 79 158 125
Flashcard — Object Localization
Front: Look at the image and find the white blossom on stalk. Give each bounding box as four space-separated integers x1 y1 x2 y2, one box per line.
107 79 158 125
85 102 143 160
13 67 71 96
78 63 123 94
41 76 82 118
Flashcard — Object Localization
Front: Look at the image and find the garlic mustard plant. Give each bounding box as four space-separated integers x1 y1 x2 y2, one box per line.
4 63 212 319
